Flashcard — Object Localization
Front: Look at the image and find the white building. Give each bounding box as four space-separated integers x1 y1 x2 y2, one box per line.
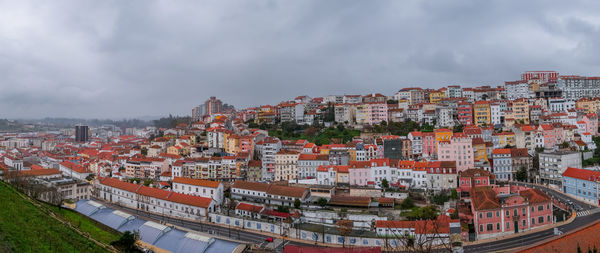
172 177 224 206
96 177 215 221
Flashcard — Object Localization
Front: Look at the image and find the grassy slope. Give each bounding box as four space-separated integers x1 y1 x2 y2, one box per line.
49 206 121 245
0 182 109 253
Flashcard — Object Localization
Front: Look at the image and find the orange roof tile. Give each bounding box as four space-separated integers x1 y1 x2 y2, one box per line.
173 177 220 188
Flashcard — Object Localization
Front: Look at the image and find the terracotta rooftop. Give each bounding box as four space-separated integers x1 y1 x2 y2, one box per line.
173 177 220 188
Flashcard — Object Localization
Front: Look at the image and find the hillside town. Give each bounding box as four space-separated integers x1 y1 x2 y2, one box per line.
2 70 600 252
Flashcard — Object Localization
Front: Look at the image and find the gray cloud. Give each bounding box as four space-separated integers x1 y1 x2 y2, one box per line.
1 0 600 118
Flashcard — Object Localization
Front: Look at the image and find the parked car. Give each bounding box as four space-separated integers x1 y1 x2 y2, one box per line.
265 237 274 242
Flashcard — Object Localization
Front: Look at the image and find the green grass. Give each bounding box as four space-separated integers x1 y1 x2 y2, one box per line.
0 182 110 252
48 206 121 245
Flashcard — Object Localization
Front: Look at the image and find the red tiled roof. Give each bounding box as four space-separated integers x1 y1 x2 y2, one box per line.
232 181 270 192
60 161 89 174
493 149 511 155
236 203 264 213
16 169 61 177
471 187 500 211
173 177 220 188
266 185 307 198
100 177 141 193
562 167 600 182
298 154 329 161
519 188 551 204
167 192 213 208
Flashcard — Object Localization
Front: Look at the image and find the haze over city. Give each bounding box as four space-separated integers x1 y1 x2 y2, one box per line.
2 0 600 118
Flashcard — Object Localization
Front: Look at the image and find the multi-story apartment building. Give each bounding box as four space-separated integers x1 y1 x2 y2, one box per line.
557 75 600 100
505 98 530 125
274 149 300 181
539 150 581 186
334 103 356 124
492 148 531 181
355 103 388 125
446 85 462 98
278 102 305 124
437 133 473 172
474 101 491 127
316 165 349 186
424 161 458 192
257 137 281 181
408 131 423 157
489 102 504 128
457 102 473 126
297 153 330 179
504 80 529 100
521 71 559 82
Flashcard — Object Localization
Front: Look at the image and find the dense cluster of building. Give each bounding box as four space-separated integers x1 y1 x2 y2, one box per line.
1 70 600 246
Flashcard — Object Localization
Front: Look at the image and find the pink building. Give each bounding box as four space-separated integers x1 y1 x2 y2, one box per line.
538 124 557 149
367 102 388 125
348 161 373 186
458 168 494 195
583 113 598 135
438 133 473 172
422 132 436 158
471 186 553 240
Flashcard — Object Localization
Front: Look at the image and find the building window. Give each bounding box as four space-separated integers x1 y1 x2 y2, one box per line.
487 224 493 231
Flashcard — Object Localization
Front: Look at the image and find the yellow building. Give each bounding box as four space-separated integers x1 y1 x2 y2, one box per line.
434 128 453 142
274 150 300 181
224 134 240 154
429 90 446 104
347 148 357 161
473 101 491 126
494 132 516 147
576 98 600 114
506 98 530 124
472 138 488 162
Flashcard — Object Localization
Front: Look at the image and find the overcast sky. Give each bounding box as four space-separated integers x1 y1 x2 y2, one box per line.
1 0 600 119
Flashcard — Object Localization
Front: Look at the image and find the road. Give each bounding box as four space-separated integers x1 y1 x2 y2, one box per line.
92 198 316 252
464 182 600 253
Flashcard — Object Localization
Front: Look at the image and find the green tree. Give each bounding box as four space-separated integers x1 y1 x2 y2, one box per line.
317 197 328 208
431 193 450 205
277 205 290 213
453 124 464 133
294 199 301 209
450 189 458 200
111 231 138 252
381 178 389 190
515 166 528 182
400 196 415 209
451 208 459 219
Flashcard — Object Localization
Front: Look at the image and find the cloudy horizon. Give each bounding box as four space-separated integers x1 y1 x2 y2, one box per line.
2 0 600 119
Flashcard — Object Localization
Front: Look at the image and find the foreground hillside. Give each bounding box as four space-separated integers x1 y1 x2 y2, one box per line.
0 182 110 253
